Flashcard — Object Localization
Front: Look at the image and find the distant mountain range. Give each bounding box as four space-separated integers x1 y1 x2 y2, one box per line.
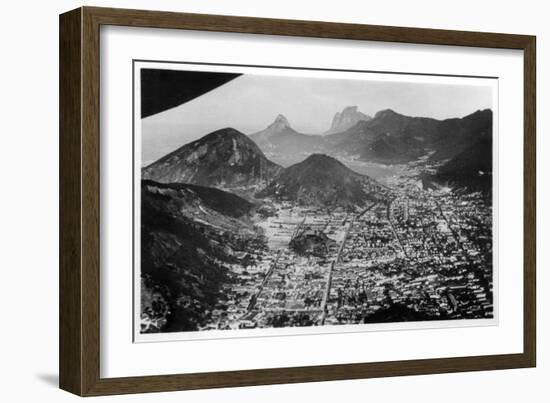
248 107 492 166
143 127 282 193
142 106 492 201
326 109 440 163
325 106 371 135
249 115 322 166
257 154 388 208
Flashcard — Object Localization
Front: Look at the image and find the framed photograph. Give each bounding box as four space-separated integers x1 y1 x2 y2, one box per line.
59 6 536 396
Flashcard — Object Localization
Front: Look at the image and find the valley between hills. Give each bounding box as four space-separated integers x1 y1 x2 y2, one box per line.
139 106 494 334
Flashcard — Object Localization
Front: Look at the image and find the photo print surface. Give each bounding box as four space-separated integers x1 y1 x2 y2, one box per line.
135 61 496 340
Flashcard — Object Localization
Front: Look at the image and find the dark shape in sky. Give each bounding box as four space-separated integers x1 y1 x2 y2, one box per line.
140 69 241 118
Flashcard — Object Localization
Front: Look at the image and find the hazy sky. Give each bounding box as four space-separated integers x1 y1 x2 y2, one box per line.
141 73 493 165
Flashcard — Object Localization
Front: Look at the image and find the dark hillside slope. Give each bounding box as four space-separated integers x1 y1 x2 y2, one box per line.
140 180 261 333
143 128 281 191
257 154 389 208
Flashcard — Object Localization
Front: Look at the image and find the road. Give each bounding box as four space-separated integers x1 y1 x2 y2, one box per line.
358 202 378 219
386 200 408 258
246 249 283 312
435 200 474 264
319 219 354 324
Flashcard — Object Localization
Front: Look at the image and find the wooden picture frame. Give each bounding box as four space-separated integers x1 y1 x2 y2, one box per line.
59 6 536 396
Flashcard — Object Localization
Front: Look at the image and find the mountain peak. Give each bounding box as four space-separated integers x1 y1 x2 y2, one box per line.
202 127 243 141
343 105 359 113
269 114 291 129
463 108 493 120
249 113 302 148
256 153 387 207
326 106 371 134
302 153 344 167
374 109 400 118
142 127 281 190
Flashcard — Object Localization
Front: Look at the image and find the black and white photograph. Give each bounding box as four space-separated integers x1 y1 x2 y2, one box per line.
135 62 496 337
